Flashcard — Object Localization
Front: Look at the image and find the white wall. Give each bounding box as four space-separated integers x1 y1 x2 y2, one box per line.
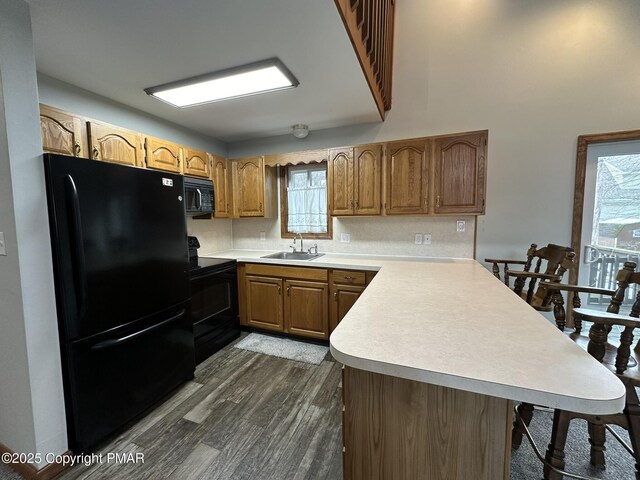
0 0 67 465
229 0 640 265
187 218 233 256
37 73 227 156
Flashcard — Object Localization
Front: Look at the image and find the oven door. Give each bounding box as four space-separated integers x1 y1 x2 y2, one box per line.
189 265 239 363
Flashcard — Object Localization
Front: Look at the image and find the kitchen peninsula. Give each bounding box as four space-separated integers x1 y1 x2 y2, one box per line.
209 251 626 480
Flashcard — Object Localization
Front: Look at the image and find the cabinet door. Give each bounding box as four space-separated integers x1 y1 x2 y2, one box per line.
246 276 283 332
211 154 230 218
330 284 364 334
144 136 182 173
284 280 329 340
39 104 87 157
433 132 487 214
328 148 354 215
183 148 210 178
354 144 382 215
87 121 144 167
236 157 265 217
385 139 428 214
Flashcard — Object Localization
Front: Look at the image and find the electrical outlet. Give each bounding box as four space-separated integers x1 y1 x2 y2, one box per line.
259 231 266 241
0 232 5 255
423 234 432 245
456 220 466 233
414 234 423 245
340 233 351 243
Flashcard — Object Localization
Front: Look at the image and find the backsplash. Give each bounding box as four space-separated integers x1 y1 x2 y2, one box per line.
187 217 233 255
232 215 476 258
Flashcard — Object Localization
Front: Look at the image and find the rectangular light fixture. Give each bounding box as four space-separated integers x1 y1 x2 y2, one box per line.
144 58 299 108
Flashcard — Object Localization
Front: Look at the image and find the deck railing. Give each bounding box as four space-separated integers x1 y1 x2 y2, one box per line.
334 0 395 118
584 244 640 306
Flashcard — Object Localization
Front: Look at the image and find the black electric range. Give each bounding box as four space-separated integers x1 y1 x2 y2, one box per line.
188 256 240 364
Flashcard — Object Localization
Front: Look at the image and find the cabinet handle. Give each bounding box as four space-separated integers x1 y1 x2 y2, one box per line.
349 199 353 209
286 286 290 296
92 146 99 159
259 202 263 212
436 195 441 208
355 200 359 209
278 285 281 295
74 142 81 155
334 292 337 300
344 276 353 281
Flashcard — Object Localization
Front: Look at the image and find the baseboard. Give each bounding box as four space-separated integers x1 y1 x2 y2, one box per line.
0 442 70 480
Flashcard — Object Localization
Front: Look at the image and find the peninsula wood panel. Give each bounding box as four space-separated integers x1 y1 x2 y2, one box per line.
39 104 87 157
433 131 487 214
183 147 209 178
328 148 354 215
385 139 428 214
87 121 144 167
354 144 382 215
144 136 182 173
245 275 283 332
343 367 512 480
210 154 231 218
284 280 329 340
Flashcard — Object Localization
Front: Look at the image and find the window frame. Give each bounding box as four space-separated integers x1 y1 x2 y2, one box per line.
279 162 332 240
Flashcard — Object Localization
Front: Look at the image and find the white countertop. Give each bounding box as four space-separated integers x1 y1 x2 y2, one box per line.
205 249 625 414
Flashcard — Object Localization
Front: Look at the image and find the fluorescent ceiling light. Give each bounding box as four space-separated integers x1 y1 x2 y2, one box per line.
144 58 299 108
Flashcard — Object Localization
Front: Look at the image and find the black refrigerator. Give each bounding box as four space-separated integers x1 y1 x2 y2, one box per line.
44 153 195 452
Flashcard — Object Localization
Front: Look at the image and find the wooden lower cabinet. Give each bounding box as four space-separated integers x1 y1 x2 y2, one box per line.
342 366 512 480
285 280 329 340
240 264 330 340
245 275 283 332
330 285 364 334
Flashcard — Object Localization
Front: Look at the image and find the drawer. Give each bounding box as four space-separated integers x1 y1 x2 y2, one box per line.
244 263 328 281
332 269 366 286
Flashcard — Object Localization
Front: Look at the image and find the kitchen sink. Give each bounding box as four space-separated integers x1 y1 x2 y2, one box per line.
261 251 325 261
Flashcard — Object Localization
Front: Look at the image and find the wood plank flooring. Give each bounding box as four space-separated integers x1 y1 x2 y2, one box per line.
56 335 343 480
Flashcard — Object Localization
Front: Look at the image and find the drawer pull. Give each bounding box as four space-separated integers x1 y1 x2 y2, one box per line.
344 276 354 280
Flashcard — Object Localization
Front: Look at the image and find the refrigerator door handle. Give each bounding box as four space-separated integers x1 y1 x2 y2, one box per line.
90 309 186 351
64 174 87 319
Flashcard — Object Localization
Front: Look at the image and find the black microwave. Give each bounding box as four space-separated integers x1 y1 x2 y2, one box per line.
184 176 215 216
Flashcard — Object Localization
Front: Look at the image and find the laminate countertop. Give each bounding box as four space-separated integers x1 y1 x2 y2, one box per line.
205 249 626 414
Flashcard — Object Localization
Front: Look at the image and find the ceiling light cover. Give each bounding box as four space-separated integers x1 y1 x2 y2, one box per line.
292 124 309 139
145 58 299 108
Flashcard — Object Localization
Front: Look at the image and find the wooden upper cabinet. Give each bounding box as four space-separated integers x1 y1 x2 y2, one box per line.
385 139 429 215
39 104 87 157
233 156 276 218
183 148 209 178
87 121 144 167
354 144 382 215
328 148 354 215
210 154 231 218
144 136 182 173
433 131 487 215
329 144 381 216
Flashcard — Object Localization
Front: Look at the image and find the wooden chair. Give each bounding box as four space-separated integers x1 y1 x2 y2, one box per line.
486 243 576 312
534 262 640 479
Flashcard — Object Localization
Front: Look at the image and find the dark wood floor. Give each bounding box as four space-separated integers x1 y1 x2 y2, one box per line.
56 336 343 480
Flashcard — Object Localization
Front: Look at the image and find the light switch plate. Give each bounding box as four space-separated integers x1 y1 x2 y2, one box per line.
456 220 466 233
340 233 351 243
0 232 5 255
414 234 423 245
423 234 432 245
259 231 266 241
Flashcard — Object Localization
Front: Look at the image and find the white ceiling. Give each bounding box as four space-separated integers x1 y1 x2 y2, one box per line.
26 0 380 143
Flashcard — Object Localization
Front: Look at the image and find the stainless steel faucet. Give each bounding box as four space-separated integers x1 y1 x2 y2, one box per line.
290 233 303 252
